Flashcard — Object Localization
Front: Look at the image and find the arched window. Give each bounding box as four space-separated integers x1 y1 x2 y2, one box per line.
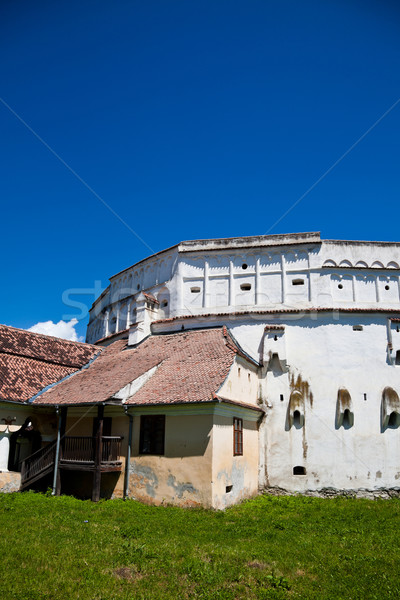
336 388 354 429
288 390 304 428
382 387 400 430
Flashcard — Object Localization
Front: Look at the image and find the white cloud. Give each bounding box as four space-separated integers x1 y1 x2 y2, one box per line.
28 318 84 342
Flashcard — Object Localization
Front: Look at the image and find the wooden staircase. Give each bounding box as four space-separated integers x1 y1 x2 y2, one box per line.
20 442 57 490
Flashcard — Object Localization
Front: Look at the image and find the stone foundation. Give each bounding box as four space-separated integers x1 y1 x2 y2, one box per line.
262 486 400 500
0 471 21 493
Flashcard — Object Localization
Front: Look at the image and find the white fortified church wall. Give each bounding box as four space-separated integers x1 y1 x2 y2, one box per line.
86 232 400 494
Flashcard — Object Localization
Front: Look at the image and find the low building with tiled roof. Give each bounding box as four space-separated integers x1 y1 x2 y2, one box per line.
0 323 263 509
30 327 262 508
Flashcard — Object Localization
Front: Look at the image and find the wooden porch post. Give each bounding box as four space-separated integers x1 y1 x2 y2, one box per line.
92 404 104 502
53 406 67 496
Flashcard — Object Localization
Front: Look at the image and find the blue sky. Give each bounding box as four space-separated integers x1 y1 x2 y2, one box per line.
1 0 399 341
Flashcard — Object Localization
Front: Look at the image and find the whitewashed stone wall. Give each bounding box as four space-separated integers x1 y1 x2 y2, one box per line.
86 233 400 493
87 234 400 344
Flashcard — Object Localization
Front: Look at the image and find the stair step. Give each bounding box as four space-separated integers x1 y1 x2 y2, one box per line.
20 464 54 490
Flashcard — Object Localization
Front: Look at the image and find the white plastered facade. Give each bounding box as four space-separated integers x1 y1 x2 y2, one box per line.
87 232 400 494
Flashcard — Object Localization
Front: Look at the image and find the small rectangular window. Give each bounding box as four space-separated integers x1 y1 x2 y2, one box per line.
233 417 243 456
293 466 306 475
292 279 304 286
353 325 363 331
190 286 201 293
396 351 400 366
240 283 251 291
139 415 165 455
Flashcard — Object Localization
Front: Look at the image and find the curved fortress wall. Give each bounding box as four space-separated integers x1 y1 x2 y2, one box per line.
86 232 400 495
87 232 400 345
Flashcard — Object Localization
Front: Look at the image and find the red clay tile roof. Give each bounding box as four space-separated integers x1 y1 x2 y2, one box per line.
143 292 159 304
34 328 245 407
0 325 100 403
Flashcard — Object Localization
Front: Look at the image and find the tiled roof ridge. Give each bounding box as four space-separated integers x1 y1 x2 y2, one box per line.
213 393 264 413
222 326 260 366
0 324 102 369
143 292 159 304
0 347 101 369
0 323 98 350
94 328 130 345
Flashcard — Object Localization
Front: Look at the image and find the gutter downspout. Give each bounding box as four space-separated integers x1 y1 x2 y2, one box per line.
52 407 61 496
123 407 133 499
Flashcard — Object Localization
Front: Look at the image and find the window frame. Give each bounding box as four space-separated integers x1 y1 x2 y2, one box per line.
139 415 165 455
233 417 243 456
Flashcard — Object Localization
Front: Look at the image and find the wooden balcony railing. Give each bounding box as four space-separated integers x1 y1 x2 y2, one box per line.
60 436 123 464
20 436 123 490
101 436 123 463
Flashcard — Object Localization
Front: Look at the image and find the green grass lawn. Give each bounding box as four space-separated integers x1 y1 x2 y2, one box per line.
0 492 399 599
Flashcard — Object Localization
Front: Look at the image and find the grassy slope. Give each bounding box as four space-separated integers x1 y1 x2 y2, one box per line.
0 492 399 600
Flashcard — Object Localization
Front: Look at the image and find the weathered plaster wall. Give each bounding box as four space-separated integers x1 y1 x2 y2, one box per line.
217 355 260 406
128 412 213 507
230 314 400 493
211 410 260 509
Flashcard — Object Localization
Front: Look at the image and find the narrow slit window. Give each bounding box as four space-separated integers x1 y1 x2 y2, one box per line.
233 418 243 456
353 325 363 331
190 287 201 293
293 466 306 475
280 394 284 402
292 279 304 286
342 409 352 428
395 351 400 365
240 283 251 291
293 410 301 427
